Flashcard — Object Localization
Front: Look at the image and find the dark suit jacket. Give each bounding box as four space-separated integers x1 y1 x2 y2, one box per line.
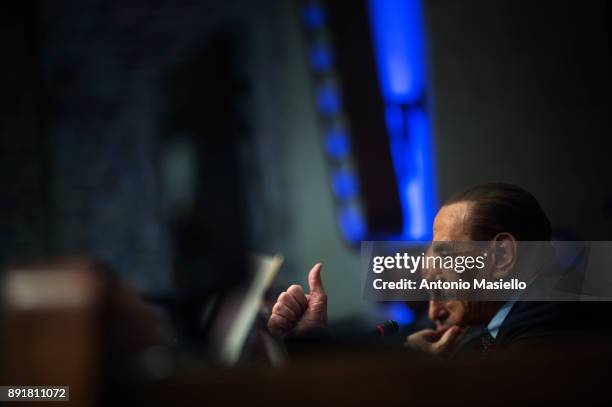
456 259 612 355
457 301 611 355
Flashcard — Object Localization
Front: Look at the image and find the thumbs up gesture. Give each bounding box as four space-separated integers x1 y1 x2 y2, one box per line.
268 263 328 338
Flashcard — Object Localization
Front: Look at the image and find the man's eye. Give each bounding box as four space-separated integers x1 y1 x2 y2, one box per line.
430 288 445 300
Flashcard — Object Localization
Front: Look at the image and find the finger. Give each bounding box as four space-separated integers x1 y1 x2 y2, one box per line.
268 314 294 335
280 290 304 315
433 326 465 354
286 284 307 311
418 329 442 343
273 301 298 322
308 263 325 294
404 329 439 349
405 330 435 352
437 326 462 343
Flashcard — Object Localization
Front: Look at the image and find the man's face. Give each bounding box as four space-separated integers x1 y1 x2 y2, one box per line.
428 300 469 332
425 204 473 331
427 202 489 329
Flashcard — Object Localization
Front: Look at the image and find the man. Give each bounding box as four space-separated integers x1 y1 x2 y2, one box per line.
268 183 603 356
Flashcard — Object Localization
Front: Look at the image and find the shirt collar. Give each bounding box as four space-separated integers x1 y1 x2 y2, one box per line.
487 300 517 339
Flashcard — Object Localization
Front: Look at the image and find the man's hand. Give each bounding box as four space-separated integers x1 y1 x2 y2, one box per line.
404 326 465 357
268 263 328 338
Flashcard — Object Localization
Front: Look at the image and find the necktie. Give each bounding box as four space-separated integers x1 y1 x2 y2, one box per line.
481 331 496 353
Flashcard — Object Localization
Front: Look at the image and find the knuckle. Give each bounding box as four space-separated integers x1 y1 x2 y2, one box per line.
278 303 294 317
287 286 307 303
269 314 291 329
268 315 282 329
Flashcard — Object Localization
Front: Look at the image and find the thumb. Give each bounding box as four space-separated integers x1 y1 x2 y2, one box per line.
308 263 325 295
434 326 465 354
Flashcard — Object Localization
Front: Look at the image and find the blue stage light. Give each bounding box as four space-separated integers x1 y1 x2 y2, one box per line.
387 302 415 325
331 169 359 200
384 107 436 240
404 108 436 239
338 205 366 244
367 0 425 104
368 0 437 240
309 45 334 72
316 86 341 116
325 129 351 159
302 3 325 30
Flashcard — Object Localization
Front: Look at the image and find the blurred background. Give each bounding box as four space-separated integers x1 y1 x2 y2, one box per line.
1 0 612 398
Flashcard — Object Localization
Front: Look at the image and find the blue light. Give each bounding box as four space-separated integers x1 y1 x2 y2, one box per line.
367 0 425 104
385 107 436 240
331 170 359 200
302 3 325 30
316 86 341 116
325 129 351 159
384 104 405 136
368 0 437 240
309 45 334 72
338 205 366 244
405 109 436 239
387 302 415 325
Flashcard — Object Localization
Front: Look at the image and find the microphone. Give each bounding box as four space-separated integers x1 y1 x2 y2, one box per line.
374 320 399 337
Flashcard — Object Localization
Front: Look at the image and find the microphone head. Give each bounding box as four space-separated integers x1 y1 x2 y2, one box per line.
375 320 399 337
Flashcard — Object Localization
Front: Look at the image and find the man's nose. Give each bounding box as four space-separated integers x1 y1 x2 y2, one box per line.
428 300 449 322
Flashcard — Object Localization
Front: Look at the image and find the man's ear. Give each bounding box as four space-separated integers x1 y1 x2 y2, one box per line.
489 233 517 279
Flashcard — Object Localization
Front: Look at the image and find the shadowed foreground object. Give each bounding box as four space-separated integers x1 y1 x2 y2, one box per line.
123 346 612 406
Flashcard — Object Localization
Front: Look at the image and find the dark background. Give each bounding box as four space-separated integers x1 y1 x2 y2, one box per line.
1 0 611 327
